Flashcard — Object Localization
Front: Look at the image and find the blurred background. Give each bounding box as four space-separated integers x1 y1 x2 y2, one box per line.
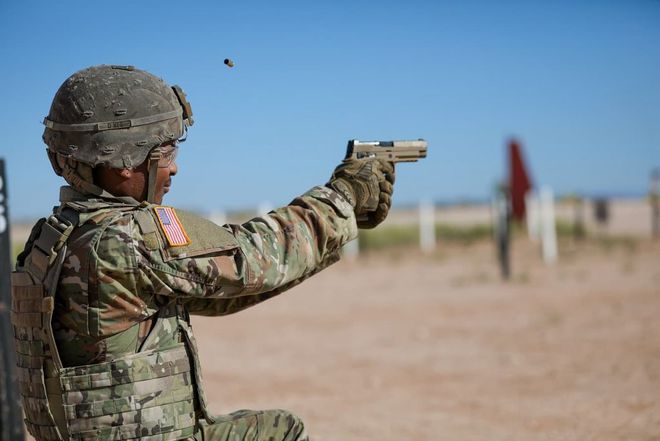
1 1 659 440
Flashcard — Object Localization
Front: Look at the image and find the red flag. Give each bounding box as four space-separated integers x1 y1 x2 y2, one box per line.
508 138 533 222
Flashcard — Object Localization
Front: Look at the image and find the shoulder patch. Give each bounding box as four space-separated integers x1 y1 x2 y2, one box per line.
150 208 239 261
153 206 191 247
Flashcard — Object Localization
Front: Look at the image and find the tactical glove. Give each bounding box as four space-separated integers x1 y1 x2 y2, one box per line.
327 159 395 229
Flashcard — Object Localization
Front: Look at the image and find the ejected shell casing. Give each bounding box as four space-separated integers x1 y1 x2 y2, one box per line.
224 58 235 68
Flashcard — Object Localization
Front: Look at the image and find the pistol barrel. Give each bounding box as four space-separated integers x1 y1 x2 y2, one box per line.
346 139 428 163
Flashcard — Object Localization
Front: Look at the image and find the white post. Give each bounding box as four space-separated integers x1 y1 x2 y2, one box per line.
342 237 360 261
419 199 436 253
540 187 558 264
525 191 540 242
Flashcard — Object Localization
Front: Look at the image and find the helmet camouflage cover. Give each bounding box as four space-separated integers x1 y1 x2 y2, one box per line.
43 64 193 170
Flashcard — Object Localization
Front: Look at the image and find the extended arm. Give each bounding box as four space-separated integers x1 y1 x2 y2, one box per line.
134 186 357 309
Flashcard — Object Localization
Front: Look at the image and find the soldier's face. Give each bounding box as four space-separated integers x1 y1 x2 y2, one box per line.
153 158 178 203
94 145 178 203
133 144 178 203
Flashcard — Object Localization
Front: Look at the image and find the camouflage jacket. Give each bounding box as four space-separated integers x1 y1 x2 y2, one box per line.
12 184 356 440
50 185 357 367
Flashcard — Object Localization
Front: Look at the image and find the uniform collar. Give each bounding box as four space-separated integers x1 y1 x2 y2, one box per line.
59 186 140 206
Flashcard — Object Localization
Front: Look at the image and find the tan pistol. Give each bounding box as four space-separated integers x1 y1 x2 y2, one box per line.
344 139 428 163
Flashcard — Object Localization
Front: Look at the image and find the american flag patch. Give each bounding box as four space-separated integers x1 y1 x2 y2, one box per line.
154 206 191 247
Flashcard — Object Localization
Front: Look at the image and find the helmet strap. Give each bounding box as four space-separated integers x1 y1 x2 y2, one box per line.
146 149 161 204
56 156 107 197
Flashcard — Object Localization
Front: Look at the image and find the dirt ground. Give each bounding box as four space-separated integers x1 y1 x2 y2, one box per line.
192 239 660 441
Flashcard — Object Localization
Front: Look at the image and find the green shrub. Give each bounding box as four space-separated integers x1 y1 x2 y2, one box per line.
358 223 493 252
11 242 23 266
435 224 491 245
358 225 418 251
554 219 586 238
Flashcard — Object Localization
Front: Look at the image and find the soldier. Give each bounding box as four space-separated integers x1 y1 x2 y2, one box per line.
11 65 395 440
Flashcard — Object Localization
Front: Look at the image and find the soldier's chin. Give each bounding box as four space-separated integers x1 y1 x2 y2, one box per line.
154 188 168 204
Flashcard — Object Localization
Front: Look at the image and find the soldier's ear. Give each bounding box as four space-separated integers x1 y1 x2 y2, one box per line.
94 164 129 185
117 168 133 179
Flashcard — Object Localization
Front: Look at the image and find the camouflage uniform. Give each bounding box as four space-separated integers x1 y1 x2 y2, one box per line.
13 184 357 440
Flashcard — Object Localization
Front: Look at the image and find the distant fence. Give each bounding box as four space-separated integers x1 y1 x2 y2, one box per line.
9 197 655 263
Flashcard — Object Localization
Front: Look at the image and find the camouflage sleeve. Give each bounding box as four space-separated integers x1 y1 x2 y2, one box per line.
135 186 357 312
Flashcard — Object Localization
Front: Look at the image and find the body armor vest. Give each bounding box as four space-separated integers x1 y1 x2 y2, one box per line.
11 200 213 440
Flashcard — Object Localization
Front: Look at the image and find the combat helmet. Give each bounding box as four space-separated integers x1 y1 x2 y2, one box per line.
43 64 193 202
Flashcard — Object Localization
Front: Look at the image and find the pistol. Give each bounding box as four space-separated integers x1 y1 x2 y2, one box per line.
344 139 428 163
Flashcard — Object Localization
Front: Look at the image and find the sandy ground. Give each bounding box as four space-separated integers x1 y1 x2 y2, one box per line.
192 239 660 441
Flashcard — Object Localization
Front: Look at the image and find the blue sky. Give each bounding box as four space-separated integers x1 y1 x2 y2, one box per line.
1 0 659 219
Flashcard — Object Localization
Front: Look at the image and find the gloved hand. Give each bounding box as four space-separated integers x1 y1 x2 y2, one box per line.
327 159 395 229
